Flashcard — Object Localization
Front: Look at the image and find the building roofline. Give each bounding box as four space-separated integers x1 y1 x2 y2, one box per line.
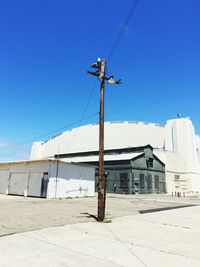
0 159 95 169
40 121 165 144
54 145 153 159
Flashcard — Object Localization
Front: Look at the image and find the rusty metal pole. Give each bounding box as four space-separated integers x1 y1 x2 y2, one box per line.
98 59 106 222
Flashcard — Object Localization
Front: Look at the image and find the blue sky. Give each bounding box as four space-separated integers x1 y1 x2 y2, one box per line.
0 0 200 161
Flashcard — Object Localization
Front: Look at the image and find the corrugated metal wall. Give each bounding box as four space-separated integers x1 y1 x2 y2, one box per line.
0 170 9 194
0 161 95 198
9 173 28 195
27 172 44 197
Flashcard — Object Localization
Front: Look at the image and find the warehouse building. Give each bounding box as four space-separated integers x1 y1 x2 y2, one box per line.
30 117 200 194
0 159 95 198
54 145 166 194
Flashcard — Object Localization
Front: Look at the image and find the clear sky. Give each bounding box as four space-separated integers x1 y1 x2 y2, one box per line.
0 0 200 161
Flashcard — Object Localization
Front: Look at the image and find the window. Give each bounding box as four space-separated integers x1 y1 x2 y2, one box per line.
174 175 180 189
147 174 152 189
139 173 145 188
120 173 128 188
146 158 154 168
174 175 180 181
154 175 159 191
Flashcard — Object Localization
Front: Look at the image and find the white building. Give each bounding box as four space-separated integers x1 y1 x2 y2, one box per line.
30 117 200 194
0 159 95 198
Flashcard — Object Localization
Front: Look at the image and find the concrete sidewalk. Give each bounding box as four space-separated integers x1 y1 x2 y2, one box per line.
0 205 200 267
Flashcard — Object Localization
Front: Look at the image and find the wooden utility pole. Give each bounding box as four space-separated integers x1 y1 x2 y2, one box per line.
98 59 106 221
87 58 121 222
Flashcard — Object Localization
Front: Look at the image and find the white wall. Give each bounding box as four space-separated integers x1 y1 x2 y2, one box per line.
0 161 50 196
29 142 43 160
29 118 200 194
164 118 200 193
0 160 95 199
0 169 9 194
30 121 165 160
47 162 95 198
165 118 198 172
189 173 200 192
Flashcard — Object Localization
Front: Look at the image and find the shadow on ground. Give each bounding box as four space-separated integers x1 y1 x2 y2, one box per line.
80 212 98 221
139 204 197 214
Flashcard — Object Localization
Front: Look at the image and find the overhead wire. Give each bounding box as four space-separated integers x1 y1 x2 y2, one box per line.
64 79 98 152
88 3 147 266
12 111 99 148
10 0 139 151
8 76 98 149
65 0 140 152
107 0 139 62
47 3 146 265
4 9 148 266
8 76 98 151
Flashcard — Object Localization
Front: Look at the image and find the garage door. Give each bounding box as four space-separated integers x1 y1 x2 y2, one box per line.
0 170 9 194
28 172 43 197
9 173 28 196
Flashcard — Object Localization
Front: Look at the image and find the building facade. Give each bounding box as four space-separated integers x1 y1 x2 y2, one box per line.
54 145 166 194
30 117 200 194
0 159 95 198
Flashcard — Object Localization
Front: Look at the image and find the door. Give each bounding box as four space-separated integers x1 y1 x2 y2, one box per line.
9 173 28 196
28 172 43 197
119 172 129 194
41 172 49 198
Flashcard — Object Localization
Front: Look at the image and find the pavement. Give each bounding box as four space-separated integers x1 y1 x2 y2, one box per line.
0 203 200 266
1 193 199 237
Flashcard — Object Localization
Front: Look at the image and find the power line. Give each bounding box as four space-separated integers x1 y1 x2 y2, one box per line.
107 0 140 62
9 75 98 151
9 1 139 152
12 112 99 148
64 80 98 153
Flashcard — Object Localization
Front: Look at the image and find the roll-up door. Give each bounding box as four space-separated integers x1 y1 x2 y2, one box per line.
9 173 28 196
28 172 43 197
0 170 9 194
